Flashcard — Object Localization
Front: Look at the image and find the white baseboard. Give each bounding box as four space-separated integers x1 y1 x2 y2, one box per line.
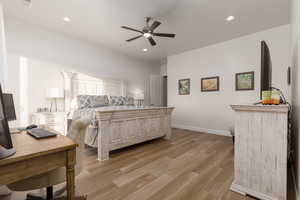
292 165 300 200
172 124 232 137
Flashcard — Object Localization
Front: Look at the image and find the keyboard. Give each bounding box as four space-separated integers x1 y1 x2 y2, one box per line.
27 128 57 139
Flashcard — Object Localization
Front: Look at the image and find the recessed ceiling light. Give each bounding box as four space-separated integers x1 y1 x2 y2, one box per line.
143 48 148 52
23 0 32 7
226 16 235 21
63 17 71 22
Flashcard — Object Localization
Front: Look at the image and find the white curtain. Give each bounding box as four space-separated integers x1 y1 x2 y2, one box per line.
0 3 8 88
0 4 11 195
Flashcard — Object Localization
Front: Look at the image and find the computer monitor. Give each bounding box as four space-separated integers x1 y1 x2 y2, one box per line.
2 93 16 121
0 84 16 159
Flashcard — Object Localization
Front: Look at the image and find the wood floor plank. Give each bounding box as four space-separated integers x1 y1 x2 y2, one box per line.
112 157 172 187
2 129 294 200
119 139 196 173
122 174 173 200
150 172 200 200
93 174 156 200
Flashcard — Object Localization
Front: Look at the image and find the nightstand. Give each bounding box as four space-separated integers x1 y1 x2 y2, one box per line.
31 112 67 135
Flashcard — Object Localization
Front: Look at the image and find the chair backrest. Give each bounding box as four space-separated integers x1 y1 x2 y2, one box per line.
66 119 90 174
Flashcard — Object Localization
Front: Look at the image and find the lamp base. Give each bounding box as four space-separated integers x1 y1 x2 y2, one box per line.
50 98 58 112
137 100 144 107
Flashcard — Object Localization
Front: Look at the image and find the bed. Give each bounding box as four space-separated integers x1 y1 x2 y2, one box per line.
71 95 174 161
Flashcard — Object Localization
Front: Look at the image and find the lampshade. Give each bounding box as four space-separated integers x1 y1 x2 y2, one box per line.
46 88 64 98
134 93 144 100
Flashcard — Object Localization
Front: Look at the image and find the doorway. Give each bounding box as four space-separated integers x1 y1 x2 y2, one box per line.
163 76 167 107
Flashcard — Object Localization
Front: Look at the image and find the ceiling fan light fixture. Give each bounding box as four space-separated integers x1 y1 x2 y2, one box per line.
143 48 148 52
143 33 152 38
226 15 235 21
122 17 175 46
23 0 32 7
63 17 71 22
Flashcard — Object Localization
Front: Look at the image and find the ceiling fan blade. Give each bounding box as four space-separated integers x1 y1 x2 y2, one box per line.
126 35 143 42
153 33 176 38
148 37 156 46
150 21 161 31
121 26 143 34
146 17 152 24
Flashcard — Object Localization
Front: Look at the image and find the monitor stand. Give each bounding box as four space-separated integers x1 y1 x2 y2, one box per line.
0 146 16 160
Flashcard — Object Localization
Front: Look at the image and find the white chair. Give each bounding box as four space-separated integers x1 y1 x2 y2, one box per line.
7 119 90 200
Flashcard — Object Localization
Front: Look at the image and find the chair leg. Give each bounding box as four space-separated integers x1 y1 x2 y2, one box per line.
46 186 53 200
26 186 54 200
26 194 45 200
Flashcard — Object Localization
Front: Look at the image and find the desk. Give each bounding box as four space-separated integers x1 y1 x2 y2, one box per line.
0 130 77 200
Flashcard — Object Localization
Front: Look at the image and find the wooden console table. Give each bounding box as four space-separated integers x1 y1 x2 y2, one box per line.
0 130 77 200
231 104 289 200
95 106 174 161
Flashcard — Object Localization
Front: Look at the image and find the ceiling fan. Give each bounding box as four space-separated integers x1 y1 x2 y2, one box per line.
121 17 176 46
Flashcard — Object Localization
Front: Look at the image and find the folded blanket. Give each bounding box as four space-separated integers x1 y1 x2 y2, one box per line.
72 108 98 148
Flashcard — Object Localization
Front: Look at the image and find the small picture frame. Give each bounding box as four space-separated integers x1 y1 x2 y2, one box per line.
178 79 190 95
235 71 255 91
201 76 219 92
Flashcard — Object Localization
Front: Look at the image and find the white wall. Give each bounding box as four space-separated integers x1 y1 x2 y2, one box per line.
168 25 291 136
4 17 160 96
291 0 300 197
3 17 160 126
6 55 65 126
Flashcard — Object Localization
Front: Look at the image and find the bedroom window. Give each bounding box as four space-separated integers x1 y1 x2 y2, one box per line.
72 73 126 97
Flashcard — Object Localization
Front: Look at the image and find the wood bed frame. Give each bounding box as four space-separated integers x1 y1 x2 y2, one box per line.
95 107 174 161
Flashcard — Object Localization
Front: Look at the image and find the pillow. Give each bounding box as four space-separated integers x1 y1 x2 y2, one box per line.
109 96 124 106
77 95 91 109
91 95 109 107
124 96 134 105
77 95 109 109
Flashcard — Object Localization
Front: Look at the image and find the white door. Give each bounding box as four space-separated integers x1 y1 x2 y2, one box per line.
150 75 163 106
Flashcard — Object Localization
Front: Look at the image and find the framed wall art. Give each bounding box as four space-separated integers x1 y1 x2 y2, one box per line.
235 71 254 91
201 76 219 92
178 79 190 95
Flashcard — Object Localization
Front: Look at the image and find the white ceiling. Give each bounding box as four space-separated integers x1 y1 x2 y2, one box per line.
1 0 290 63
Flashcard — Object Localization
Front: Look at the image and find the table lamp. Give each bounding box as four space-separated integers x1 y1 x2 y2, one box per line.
46 88 64 112
134 93 144 106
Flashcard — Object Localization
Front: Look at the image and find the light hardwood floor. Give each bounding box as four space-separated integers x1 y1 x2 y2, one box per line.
1 128 296 200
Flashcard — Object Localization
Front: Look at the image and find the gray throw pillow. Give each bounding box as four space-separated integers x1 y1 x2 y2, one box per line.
91 95 109 107
77 95 109 109
124 96 134 105
110 96 124 105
